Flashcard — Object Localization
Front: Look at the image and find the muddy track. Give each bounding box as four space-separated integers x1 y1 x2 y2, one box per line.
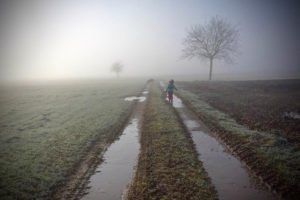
51 94 142 200
176 92 297 199
127 82 217 200
52 81 282 200
81 87 148 200
211 129 287 196
211 123 295 199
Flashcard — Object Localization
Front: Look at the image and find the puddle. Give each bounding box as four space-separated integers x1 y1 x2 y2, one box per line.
124 90 148 102
174 96 276 200
190 129 275 200
124 96 146 102
81 118 140 200
81 89 148 200
163 95 183 108
183 119 200 130
172 95 183 108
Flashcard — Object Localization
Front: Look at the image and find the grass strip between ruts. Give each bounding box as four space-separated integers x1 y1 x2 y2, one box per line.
127 82 217 200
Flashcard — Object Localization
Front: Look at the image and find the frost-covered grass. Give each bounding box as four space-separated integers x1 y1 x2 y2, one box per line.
0 79 145 200
177 89 300 199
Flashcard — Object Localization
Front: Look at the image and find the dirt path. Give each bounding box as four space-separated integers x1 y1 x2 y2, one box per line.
171 94 277 200
79 90 147 200
55 81 279 200
52 88 148 200
127 82 217 200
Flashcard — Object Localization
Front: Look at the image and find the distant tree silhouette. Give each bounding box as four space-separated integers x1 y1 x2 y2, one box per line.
182 16 239 80
111 62 123 78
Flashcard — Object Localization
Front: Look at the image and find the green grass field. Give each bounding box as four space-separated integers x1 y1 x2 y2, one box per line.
0 79 145 200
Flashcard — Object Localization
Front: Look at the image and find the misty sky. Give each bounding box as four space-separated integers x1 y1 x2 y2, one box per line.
0 0 299 81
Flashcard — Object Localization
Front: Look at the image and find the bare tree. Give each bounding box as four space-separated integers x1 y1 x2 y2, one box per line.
182 16 239 80
111 62 123 78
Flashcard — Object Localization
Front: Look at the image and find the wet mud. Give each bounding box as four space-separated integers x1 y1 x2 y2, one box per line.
80 118 140 200
172 94 277 200
80 90 147 200
124 96 146 102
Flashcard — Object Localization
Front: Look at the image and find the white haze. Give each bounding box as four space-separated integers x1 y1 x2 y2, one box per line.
0 0 299 81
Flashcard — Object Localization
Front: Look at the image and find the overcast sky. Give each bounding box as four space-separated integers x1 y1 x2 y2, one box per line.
0 0 299 81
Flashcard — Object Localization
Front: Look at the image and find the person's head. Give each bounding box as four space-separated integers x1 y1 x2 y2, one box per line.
169 79 174 84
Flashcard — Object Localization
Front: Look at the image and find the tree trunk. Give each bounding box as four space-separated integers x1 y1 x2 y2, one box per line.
209 57 213 81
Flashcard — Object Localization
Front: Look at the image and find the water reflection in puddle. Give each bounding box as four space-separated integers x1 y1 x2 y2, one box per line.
124 89 148 102
124 96 146 102
190 130 275 200
183 119 200 130
81 118 140 200
172 95 183 108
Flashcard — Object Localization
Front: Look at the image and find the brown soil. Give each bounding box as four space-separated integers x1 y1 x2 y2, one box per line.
178 79 300 145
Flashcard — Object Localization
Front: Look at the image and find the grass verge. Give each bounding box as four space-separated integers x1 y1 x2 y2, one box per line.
177 89 300 200
127 82 217 200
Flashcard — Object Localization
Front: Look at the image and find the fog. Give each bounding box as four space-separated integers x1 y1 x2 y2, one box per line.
0 0 299 81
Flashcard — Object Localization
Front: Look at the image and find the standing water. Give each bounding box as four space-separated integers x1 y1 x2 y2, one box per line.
80 90 147 200
160 81 276 200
